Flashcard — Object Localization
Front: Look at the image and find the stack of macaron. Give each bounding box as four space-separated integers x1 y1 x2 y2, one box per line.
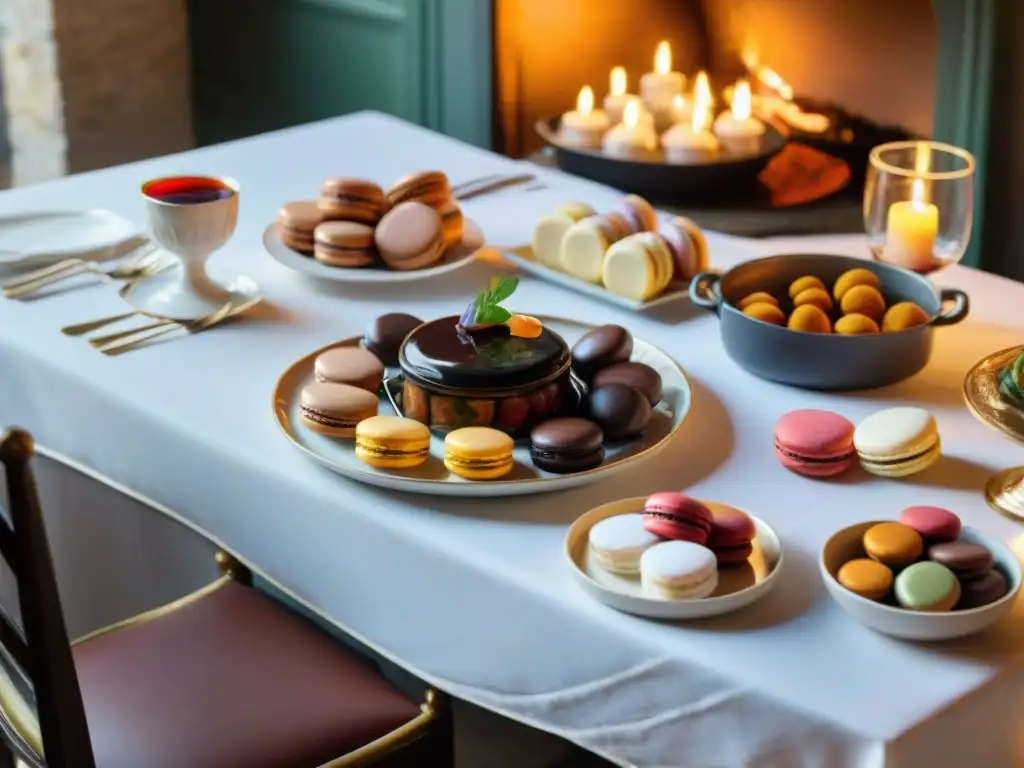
587 493 757 600
736 267 931 334
530 195 709 301
835 508 1009 611
525 324 664 475
774 406 940 479
276 170 467 271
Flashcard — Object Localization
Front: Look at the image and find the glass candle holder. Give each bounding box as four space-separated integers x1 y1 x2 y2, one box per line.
864 141 975 274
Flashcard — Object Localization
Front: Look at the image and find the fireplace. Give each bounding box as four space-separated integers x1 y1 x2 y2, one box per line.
495 0 937 161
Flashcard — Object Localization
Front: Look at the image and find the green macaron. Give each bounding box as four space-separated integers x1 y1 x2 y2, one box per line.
895 561 960 612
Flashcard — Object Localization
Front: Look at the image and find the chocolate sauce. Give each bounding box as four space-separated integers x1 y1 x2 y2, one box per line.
400 315 569 389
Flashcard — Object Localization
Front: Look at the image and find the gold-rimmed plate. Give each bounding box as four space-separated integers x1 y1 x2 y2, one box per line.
963 345 1024 445
272 316 692 497
565 497 783 620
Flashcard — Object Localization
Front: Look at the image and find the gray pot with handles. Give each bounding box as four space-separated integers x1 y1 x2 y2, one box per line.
688 253 969 391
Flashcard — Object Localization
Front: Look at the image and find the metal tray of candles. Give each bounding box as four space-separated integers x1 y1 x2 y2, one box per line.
536 116 786 205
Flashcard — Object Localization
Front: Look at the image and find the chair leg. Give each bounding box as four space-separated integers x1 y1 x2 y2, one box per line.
425 690 456 767
215 551 252 586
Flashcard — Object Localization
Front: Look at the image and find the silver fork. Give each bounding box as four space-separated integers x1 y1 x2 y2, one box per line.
2 245 161 299
96 297 262 356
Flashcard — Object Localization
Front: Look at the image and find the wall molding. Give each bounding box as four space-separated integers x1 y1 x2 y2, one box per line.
420 0 493 149
932 0 999 269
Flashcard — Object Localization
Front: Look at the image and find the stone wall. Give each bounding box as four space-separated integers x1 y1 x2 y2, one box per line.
0 0 195 188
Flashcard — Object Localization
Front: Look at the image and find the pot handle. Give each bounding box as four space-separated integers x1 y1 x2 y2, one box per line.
689 272 722 312
932 288 970 326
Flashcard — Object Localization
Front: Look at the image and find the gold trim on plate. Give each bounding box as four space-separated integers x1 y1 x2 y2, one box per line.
963 345 1024 524
272 315 694 496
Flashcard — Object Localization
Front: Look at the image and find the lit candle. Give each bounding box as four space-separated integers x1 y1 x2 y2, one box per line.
670 94 692 125
640 41 685 119
559 86 610 149
713 79 765 156
603 98 658 160
603 67 633 126
882 178 938 271
694 71 714 113
661 98 719 163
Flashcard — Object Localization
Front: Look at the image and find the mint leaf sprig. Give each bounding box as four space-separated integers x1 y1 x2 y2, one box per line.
459 277 519 329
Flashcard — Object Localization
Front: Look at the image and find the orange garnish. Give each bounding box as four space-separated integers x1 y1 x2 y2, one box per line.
506 314 543 339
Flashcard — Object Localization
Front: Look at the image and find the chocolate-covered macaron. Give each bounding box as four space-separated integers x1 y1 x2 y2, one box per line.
361 313 423 366
592 361 662 406
588 383 651 440
530 417 605 474
928 541 993 579
956 568 1009 610
571 325 633 381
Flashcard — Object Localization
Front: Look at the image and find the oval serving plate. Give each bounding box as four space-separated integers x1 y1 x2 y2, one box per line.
273 317 692 497
262 219 482 284
566 497 783 620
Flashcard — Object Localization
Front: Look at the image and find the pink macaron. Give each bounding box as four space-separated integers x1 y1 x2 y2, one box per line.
774 409 856 477
707 505 756 566
642 492 713 545
899 505 961 542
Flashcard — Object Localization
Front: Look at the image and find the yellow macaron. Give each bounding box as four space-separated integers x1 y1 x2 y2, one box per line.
444 427 515 480
355 415 431 469
602 232 673 301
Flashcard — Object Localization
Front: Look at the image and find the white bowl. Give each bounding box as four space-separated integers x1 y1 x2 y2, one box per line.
565 497 783 620
820 522 1022 641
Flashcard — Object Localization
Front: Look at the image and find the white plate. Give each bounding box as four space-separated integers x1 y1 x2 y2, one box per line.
566 497 784 619
501 246 691 311
273 317 692 497
262 220 482 284
121 270 261 321
0 209 141 268
821 522 1022 641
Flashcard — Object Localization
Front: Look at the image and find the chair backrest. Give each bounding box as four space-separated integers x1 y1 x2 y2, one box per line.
0 429 96 767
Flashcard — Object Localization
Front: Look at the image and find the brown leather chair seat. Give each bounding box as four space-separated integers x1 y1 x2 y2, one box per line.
72 579 421 768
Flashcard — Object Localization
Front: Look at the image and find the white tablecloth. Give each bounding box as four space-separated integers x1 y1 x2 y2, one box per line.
1 112 1023 768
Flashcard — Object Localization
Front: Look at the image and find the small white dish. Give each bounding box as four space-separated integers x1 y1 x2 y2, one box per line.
565 497 783 620
0 210 141 269
273 317 692 498
821 522 1022 641
501 246 691 312
262 219 482 284
121 270 261 321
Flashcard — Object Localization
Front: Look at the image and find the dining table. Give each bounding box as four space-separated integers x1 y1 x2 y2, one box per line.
0 111 1022 768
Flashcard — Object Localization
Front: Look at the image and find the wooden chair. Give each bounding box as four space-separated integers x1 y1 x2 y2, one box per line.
0 428 454 767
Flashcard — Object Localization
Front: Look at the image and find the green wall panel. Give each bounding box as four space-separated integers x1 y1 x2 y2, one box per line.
189 0 492 148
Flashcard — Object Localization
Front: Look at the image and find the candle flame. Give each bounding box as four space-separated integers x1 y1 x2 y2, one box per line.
732 79 752 121
756 66 793 101
692 99 709 133
577 86 594 116
610 67 626 96
623 98 641 129
911 178 927 205
741 45 759 73
655 41 672 75
694 71 712 110
672 94 686 112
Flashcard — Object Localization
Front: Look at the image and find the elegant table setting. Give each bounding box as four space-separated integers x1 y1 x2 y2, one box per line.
1 111 1023 768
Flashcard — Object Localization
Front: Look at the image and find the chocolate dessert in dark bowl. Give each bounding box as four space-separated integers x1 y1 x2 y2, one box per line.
395 315 577 437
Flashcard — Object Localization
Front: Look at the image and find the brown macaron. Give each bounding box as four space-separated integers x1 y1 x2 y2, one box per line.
313 221 377 268
617 195 658 233
438 200 464 251
276 200 323 253
387 170 452 210
374 202 445 271
318 178 386 225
